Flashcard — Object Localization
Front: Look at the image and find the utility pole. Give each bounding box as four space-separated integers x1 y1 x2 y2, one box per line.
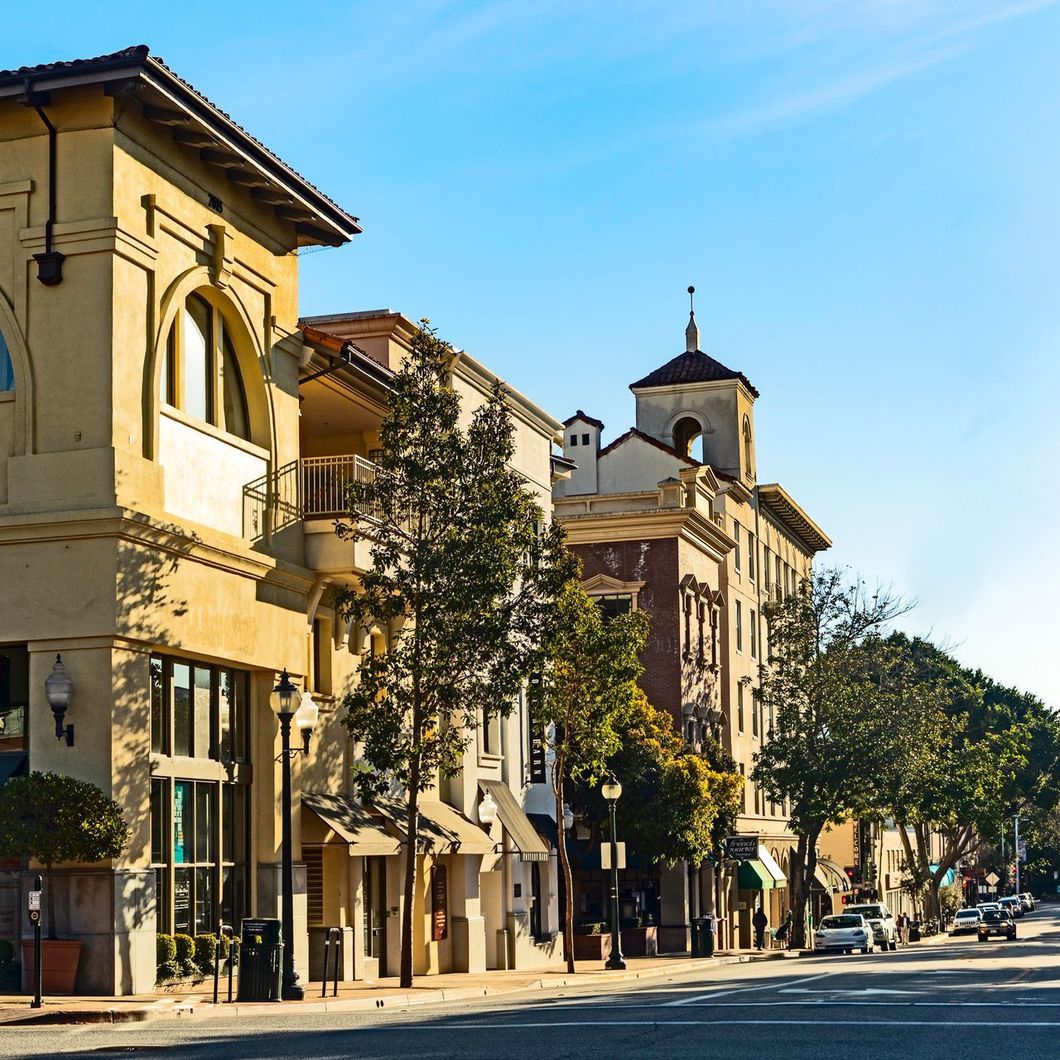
1014 815 1021 896
1000 821 1006 896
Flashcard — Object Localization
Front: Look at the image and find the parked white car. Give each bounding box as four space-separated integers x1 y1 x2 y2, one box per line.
814 913 874 954
846 903 898 950
950 908 982 935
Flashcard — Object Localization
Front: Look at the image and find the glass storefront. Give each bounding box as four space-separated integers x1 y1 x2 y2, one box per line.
150 654 251 935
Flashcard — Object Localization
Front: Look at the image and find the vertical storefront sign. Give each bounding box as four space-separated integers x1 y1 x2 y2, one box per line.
431 864 448 942
173 782 187 863
527 674 546 784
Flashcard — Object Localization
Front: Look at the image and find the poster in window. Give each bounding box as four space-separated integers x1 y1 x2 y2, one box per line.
173 782 187 863
431 864 448 942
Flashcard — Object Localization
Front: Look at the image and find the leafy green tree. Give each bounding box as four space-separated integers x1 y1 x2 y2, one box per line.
873 636 1060 918
753 569 909 948
0 772 129 939
585 691 743 869
336 322 573 988
538 580 650 972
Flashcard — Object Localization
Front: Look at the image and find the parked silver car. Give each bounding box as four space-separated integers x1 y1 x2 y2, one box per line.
846 903 898 950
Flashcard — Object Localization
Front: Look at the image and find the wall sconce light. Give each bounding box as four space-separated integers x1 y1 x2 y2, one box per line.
44 653 74 746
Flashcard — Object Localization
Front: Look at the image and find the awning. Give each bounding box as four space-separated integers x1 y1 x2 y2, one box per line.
737 845 787 891
817 858 851 892
479 780 550 862
737 859 774 890
373 796 495 856
302 792 401 856
930 863 957 888
758 846 787 887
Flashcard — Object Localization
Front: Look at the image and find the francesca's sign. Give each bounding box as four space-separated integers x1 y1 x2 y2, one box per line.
725 835 758 861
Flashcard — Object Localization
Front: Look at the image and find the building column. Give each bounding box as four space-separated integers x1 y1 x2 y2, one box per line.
658 862 690 953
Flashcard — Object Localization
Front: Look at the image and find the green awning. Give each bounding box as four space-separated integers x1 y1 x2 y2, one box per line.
738 859 775 890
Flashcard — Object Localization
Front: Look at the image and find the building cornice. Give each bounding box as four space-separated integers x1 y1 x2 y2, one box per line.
756 483 831 554
558 505 734 562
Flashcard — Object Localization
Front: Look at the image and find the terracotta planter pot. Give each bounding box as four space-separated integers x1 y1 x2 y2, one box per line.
572 932 612 962
21 939 83 995
620 925 658 957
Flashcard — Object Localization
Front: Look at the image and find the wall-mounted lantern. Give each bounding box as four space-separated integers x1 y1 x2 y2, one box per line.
44 654 74 746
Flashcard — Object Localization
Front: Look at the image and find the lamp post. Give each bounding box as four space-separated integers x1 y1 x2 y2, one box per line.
271 671 318 1001
601 776 626 970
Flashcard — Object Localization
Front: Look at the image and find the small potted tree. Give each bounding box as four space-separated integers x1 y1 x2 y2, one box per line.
0 771 129 994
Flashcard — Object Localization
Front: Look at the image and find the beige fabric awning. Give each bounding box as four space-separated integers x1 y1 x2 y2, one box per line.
479 779 550 863
817 858 852 892
373 796 495 856
302 792 402 856
758 845 788 886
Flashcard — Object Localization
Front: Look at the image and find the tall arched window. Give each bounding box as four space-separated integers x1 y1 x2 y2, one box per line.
742 415 753 476
161 292 251 441
0 330 14 392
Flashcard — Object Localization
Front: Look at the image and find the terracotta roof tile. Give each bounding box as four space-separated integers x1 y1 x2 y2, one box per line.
630 349 759 398
563 409 604 429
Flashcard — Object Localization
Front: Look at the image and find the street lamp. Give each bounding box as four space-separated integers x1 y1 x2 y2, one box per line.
601 776 626 971
44 654 74 746
271 670 317 1001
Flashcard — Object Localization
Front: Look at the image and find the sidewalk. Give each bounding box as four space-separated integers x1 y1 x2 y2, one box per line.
0 949 790 1027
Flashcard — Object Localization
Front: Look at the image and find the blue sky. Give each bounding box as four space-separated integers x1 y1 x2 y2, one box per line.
7 2 1060 703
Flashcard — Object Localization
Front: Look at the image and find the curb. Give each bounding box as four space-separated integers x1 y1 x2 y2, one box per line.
0 950 790 1026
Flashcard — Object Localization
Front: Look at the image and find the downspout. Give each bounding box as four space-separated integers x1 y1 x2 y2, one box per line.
24 82 64 286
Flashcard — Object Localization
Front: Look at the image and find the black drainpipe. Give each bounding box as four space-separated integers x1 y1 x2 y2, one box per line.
24 80 64 286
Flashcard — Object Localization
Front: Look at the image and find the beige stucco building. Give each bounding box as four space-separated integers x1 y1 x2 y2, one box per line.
0 46 563 995
554 302 831 949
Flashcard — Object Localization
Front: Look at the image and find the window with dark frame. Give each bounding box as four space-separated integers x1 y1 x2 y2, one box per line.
150 653 252 937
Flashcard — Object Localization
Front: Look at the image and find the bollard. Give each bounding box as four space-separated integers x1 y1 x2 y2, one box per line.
321 926 341 998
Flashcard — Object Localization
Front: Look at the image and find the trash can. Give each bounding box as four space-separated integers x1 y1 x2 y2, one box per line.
236 918 283 1001
691 916 705 957
909 920 922 943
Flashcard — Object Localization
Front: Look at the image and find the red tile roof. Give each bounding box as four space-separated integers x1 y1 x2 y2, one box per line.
630 349 759 398
597 427 700 465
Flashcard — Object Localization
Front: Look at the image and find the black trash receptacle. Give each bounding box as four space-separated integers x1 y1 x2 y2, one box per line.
703 916 716 957
237 918 283 1001
909 920 922 943
691 917 704 957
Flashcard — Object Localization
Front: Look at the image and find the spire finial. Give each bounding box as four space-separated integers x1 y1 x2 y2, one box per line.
685 284 699 353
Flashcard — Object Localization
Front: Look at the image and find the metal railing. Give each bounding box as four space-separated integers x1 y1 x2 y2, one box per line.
243 454 379 539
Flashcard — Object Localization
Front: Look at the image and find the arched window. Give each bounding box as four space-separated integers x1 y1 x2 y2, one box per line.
161 292 251 441
672 416 702 459
0 330 14 392
742 415 753 476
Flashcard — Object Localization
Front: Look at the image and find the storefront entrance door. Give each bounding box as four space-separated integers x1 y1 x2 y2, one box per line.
364 856 387 977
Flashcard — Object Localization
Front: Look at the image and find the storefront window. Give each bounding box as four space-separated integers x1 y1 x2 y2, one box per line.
151 655 251 937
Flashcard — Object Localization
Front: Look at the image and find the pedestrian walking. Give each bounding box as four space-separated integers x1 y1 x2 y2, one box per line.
752 903 769 950
897 911 910 946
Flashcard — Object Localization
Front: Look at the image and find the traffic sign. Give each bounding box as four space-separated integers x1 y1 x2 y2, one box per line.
985 872 1000 887
725 835 759 861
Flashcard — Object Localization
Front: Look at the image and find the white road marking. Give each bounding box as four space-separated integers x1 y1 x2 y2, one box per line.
781 987 918 996
665 972 831 1006
383 1017 1060 1029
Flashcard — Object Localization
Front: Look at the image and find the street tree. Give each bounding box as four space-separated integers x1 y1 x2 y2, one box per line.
874 636 1060 918
538 580 650 973
583 691 743 869
336 322 573 988
0 771 129 939
752 569 910 948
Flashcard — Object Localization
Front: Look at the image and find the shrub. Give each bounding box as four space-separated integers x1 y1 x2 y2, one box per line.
217 933 231 961
156 960 181 983
194 933 218 974
575 920 605 935
173 933 196 975
156 933 177 967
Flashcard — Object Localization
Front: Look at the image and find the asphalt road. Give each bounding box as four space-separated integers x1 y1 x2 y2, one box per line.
4 905 1058 1059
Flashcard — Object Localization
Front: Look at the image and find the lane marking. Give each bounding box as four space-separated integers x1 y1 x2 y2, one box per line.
664 972 831 1006
371 1018 1060 1029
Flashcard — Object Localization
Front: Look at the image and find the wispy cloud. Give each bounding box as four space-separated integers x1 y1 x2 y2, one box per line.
714 0 1059 136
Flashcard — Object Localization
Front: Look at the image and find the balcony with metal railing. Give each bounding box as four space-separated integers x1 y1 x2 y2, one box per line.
243 454 380 573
